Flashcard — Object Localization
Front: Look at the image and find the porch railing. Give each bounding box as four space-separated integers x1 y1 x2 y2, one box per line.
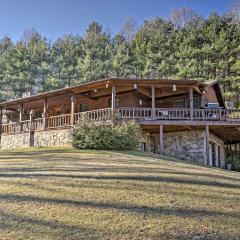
1 108 112 135
1 107 240 135
74 108 112 123
116 107 240 122
46 114 71 129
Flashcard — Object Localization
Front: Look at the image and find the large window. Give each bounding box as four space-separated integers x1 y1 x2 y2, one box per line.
79 103 89 112
173 99 185 108
174 96 201 108
108 97 120 107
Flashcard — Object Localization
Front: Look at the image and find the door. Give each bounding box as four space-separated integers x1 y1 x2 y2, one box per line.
217 146 221 167
210 142 216 167
209 144 212 166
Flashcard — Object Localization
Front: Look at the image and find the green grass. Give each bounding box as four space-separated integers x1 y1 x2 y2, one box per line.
0 147 239 240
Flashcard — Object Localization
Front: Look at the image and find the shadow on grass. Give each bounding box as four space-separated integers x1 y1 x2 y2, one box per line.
0 193 239 220
0 172 239 189
0 208 103 239
0 165 239 183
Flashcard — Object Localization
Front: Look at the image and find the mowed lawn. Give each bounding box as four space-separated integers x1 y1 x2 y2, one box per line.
0 148 239 240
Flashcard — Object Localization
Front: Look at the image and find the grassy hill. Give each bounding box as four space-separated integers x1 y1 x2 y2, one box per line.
0 148 239 240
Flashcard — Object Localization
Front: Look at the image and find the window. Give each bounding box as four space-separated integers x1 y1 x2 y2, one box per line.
186 96 201 108
174 99 185 108
79 103 89 112
108 97 120 107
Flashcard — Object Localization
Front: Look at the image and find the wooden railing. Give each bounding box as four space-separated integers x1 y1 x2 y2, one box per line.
34 118 44 131
21 120 30 132
2 122 21 135
116 108 152 119
46 114 71 129
1 107 240 135
74 108 112 123
116 107 240 122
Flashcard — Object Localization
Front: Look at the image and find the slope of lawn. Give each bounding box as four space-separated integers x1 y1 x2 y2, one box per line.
0 148 239 240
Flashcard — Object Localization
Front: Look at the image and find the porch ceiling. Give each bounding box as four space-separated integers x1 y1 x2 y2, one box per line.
0 77 205 110
210 126 240 144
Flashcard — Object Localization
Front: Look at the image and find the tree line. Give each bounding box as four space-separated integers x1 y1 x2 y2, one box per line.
0 3 239 107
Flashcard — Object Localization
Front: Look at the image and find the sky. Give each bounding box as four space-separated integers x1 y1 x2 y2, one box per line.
0 0 235 41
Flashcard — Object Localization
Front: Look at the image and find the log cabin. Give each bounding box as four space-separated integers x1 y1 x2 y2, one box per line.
0 77 240 167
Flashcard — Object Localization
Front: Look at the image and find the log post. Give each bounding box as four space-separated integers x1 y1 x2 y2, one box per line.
19 104 23 132
159 124 164 154
111 85 116 118
71 94 75 126
29 110 35 147
205 125 210 165
151 86 156 119
189 86 194 120
0 108 2 145
43 98 48 130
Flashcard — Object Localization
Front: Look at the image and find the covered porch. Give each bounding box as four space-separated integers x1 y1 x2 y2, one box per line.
0 78 240 136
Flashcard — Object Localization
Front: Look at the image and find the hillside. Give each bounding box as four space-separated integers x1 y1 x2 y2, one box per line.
0 148 239 239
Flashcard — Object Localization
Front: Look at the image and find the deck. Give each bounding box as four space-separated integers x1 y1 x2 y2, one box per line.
1 107 240 135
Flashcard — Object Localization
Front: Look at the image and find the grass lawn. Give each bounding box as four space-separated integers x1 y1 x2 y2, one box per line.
0 148 239 240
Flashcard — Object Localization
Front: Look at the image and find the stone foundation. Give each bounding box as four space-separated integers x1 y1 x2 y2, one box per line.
34 129 73 147
1 133 30 149
141 130 225 166
1 128 73 149
0 127 225 167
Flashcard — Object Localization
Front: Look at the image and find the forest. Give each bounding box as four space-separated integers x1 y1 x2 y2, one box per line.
0 3 239 107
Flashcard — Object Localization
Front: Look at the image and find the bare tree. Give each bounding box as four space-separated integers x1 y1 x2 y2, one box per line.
120 17 137 43
228 0 240 23
170 7 198 28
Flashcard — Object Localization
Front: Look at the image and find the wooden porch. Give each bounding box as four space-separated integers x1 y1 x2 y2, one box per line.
1 107 240 135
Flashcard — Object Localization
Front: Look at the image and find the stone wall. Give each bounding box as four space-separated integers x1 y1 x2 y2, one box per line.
1 133 30 149
0 128 73 149
34 129 73 147
0 127 225 168
141 130 225 166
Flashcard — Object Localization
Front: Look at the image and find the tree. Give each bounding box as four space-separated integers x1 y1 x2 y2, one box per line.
120 17 137 43
132 18 176 78
50 34 82 89
229 0 240 23
111 34 133 77
170 7 198 29
77 21 112 81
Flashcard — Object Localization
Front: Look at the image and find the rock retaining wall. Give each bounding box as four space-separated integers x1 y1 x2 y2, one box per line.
1 133 30 149
1 128 73 149
141 130 225 166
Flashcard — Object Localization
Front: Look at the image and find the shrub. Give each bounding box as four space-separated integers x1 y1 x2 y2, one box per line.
72 120 140 150
226 152 240 171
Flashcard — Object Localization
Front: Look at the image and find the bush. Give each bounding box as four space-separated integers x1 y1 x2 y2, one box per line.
72 120 140 150
226 152 240 171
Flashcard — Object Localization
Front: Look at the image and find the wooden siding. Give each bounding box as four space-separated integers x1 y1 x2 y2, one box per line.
203 85 219 103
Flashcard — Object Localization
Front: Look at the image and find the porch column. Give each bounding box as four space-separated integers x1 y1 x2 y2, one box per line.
159 124 164 154
43 98 47 130
151 86 155 119
29 110 35 147
0 108 2 145
111 85 116 113
71 94 75 126
189 86 193 120
205 125 210 165
19 104 23 132
19 104 23 122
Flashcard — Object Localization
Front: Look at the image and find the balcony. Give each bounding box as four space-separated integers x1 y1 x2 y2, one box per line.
116 107 240 122
1 107 240 135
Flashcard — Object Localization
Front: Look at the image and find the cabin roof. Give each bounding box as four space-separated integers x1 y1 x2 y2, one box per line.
0 77 216 108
